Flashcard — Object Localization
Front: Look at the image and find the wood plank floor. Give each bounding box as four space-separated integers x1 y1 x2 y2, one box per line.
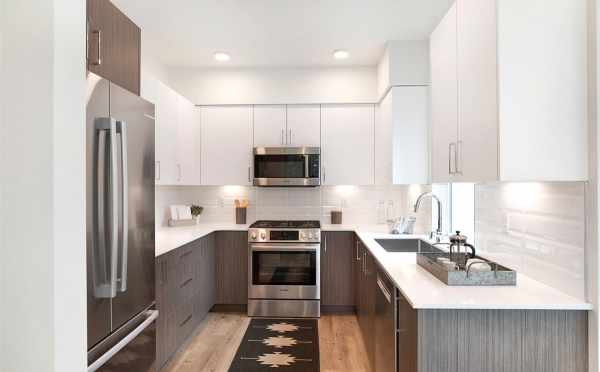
163 312 371 372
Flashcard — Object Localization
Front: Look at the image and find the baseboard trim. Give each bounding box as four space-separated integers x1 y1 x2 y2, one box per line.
321 305 356 314
211 304 248 313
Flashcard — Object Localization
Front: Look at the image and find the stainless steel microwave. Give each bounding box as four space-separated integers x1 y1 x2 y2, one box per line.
253 147 320 187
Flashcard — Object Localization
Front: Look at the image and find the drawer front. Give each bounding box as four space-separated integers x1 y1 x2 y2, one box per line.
177 245 195 286
176 299 195 344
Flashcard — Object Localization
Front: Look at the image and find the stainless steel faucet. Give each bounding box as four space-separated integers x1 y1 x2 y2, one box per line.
414 192 443 242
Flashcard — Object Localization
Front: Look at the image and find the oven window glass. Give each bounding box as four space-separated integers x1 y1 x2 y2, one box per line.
254 155 305 178
252 251 316 286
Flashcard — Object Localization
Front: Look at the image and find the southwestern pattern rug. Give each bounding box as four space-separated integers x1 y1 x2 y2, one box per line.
228 318 320 371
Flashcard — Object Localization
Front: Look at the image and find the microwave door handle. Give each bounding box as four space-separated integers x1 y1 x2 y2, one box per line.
304 155 309 178
116 120 128 293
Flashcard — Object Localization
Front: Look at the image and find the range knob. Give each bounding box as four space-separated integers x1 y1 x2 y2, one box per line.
260 232 266 240
308 232 315 240
250 232 257 240
300 232 307 240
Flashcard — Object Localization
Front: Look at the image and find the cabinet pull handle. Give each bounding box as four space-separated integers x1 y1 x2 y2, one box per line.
91 29 102 66
180 278 193 288
449 143 456 175
281 129 285 145
356 241 361 261
324 235 327 255
248 166 252 183
456 140 463 175
179 314 193 327
289 129 292 144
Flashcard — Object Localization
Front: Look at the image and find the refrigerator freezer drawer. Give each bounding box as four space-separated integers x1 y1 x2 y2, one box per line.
88 309 158 372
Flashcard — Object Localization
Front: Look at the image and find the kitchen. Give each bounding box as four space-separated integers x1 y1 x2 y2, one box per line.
0 0 597 372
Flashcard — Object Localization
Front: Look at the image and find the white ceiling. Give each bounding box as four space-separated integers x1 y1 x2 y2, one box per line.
112 0 454 68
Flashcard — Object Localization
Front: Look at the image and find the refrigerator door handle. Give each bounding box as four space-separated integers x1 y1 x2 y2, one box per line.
116 120 128 293
93 117 119 299
87 310 159 372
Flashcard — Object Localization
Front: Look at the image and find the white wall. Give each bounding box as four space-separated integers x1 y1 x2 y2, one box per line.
167 66 378 105
140 39 169 99
377 40 430 99
1 1 87 372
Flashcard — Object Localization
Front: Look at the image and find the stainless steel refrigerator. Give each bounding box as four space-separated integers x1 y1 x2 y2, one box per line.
86 72 157 372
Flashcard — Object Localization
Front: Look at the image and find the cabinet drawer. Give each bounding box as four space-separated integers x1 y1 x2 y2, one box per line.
176 299 195 344
177 245 195 286
178 274 196 304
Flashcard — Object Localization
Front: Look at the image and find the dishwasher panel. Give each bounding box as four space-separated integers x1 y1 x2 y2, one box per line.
375 270 396 372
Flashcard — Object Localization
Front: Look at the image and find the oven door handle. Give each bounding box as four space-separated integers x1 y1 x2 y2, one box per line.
250 243 320 252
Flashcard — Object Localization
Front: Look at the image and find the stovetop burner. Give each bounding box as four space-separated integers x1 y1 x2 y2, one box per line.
250 220 321 229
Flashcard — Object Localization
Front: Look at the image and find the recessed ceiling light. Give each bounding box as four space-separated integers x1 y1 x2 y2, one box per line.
214 52 231 62
333 49 350 60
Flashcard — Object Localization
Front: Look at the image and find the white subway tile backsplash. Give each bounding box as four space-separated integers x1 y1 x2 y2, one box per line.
156 184 433 233
475 182 585 300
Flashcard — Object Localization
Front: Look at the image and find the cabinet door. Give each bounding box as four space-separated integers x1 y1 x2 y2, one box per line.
201 106 253 185
286 105 321 147
215 231 248 305
430 2 459 183
321 105 374 185
321 232 354 307
375 88 429 185
365 251 376 371
155 81 179 185
156 253 178 369
455 0 498 182
397 291 418 372
176 97 201 185
87 0 140 95
253 105 286 147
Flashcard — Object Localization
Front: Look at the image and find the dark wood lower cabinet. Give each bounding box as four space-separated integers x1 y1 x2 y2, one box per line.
321 232 355 307
353 235 588 372
215 231 248 305
155 233 216 370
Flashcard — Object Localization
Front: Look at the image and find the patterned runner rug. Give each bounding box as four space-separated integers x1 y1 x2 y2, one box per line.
228 318 319 371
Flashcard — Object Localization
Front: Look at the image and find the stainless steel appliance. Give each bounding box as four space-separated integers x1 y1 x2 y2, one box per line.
253 147 320 187
248 220 321 317
375 271 396 372
86 72 157 372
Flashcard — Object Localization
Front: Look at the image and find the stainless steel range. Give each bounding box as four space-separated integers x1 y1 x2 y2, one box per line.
248 220 321 318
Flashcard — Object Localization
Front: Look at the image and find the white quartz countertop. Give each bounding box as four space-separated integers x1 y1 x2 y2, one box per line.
155 222 592 310
156 223 251 257
355 232 592 311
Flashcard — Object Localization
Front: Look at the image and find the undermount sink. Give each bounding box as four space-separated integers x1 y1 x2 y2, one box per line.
375 238 438 253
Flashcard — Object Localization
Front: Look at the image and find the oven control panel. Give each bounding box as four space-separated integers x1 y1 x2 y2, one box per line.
248 229 321 243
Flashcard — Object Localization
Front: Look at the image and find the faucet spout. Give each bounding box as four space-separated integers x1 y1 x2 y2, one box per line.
414 192 443 242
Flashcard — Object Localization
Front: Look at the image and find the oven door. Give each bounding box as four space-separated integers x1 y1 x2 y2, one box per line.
249 243 320 300
253 147 320 187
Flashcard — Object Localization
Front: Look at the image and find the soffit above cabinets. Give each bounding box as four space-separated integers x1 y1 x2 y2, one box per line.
111 0 453 68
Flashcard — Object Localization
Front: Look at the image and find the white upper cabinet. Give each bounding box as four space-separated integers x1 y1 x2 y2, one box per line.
155 80 179 185
430 2 458 183
321 104 374 185
154 79 201 186
176 97 201 185
376 87 429 185
430 0 588 182
253 105 286 147
253 104 321 147
286 105 321 147
454 0 498 182
201 106 253 185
